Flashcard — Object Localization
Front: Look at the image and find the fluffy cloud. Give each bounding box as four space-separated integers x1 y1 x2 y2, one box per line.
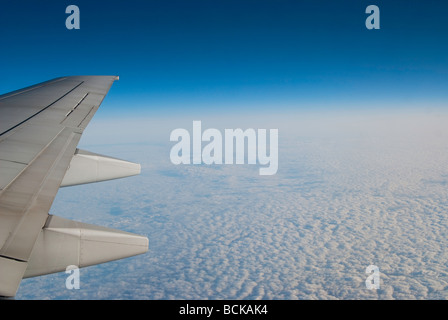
17 110 448 300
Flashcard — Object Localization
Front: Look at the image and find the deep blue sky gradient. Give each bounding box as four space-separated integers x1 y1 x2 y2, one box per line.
0 0 447 116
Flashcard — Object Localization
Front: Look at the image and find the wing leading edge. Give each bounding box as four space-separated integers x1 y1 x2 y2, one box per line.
0 76 148 297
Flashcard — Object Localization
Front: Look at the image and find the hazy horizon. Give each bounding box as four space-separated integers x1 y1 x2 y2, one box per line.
15 110 448 299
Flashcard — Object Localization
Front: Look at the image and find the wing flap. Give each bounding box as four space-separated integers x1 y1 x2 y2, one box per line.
0 125 64 164
0 129 81 261
0 256 28 297
0 76 119 296
0 160 26 190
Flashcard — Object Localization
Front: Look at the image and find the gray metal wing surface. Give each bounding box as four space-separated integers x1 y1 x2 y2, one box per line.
0 76 148 297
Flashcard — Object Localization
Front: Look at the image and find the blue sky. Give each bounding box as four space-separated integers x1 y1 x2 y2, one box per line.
5 1 448 301
0 0 447 116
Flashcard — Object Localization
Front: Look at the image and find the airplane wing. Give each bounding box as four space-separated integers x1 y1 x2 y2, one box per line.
0 76 148 297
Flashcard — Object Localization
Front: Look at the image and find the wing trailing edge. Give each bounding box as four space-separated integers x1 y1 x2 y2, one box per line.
0 76 147 297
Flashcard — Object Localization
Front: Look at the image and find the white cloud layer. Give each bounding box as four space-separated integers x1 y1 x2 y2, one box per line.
16 110 448 300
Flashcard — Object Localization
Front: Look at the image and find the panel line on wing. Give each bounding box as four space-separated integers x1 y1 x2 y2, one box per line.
0 77 67 102
0 81 85 137
78 106 95 128
0 129 81 260
0 254 27 263
63 92 90 119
